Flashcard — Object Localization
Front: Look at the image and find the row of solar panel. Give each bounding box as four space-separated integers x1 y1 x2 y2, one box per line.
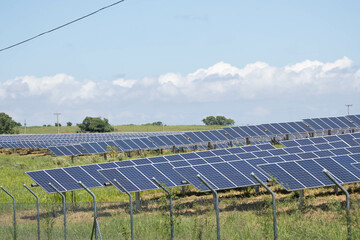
2 115 360 152
26 133 360 193
46 129 241 156
223 115 360 138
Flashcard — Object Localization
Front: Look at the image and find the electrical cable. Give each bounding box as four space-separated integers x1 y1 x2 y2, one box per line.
0 0 125 52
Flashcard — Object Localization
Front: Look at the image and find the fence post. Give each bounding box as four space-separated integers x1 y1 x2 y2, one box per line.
49 183 67 240
0 186 17 240
152 178 174 240
197 175 220 240
323 169 351 240
113 179 134 240
251 173 277 240
299 190 304 208
23 184 40 240
78 181 102 240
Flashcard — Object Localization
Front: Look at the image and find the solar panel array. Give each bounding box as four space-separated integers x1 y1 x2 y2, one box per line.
26 132 360 194
3 115 360 157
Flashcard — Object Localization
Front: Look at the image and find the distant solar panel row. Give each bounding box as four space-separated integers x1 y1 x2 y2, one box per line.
2 115 360 157
27 133 359 194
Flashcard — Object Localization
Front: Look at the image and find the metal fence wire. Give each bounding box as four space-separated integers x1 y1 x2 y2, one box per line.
0 197 360 240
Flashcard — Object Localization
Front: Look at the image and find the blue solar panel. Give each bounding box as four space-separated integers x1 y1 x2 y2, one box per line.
26 171 66 193
330 148 351 156
313 150 335 158
181 152 200 160
253 151 272 158
349 153 360 162
314 143 333 150
82 165 108 184
132 158 151 165
148 156 167 163
137 165 175 187
227 147 246 154
316 157 360 183
263 156 284 163
64 166 102 188
268 148 288 156
116 167 158 191
256 143 275 150
299 145 319 152
46 169 81 191
309 137 328 144
237 152 256 160
98 168 139 192
329 141 349 149
211 149 231 156
203 156 223 163
346 146 360 154
242 145 261 152
163 154 183 161
296 139 313 146
170 160 190 167
155 162 186 185
281 140 300 148
283 146 303 154
196 151 216 158
258 163 305 190
278 161 323 188
188 158 207 165
211 162 255 186
229 160 268 182
195 164 236 189
115 161 135 167
297 152 318 160
174 166 213 191
280 154 301 161
220 154 241 161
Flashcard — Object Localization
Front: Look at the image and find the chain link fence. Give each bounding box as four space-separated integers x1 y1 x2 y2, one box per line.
1 197 360 239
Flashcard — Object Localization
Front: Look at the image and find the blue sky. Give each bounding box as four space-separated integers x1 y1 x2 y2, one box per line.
1 0 359 126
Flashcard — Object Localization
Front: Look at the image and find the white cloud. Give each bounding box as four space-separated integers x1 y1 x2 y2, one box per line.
1 57 359 106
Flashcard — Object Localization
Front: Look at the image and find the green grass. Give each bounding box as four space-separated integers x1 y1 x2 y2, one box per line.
14 124 222 134
1 197 359 239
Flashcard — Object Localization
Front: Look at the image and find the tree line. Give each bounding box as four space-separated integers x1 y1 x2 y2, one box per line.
0 112 235 134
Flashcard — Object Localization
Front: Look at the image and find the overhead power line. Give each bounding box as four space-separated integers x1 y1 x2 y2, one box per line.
0 0 125 52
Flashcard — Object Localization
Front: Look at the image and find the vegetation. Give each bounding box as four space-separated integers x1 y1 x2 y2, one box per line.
66 122 72 126
77 117 114 133
0 112 20 134
202 115 235 126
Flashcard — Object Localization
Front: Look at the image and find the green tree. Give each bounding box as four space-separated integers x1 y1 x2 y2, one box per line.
55 123 62 127
77 117 114 133
202 115 235 126
66 122 72 126
0 112 19 134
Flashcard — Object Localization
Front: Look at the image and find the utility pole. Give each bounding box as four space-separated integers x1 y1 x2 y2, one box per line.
345 104 353 115
54 113 61 134
24 119 26 134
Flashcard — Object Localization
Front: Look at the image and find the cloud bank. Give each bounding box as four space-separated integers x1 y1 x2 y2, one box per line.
1 56 359 106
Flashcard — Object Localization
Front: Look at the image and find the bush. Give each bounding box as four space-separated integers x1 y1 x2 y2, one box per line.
0 112 20 134
202 115 235 126
77 116 114 132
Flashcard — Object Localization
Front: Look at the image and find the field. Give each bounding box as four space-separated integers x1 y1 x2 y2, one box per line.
1 150 360 239
14 124 222 134
1 125 360 239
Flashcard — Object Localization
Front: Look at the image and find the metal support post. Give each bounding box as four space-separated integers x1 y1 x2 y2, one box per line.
182 186 186 196
113 179 134 240
299 190 304 208
152 178 174 240
255 185 259 194
1 186 17 240
24 184 40 240
135 192 141 211
251 173 277 240
323 169 351 240
49 183 67 240
78 181 102 240
197 175 220 240
334 185 339 194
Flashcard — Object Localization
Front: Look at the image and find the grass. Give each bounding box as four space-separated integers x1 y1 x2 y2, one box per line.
1 139 360 239
0 196 359 239
14 124 222 134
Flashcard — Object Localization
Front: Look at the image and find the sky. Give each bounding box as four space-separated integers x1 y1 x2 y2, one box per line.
0 0 360 127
